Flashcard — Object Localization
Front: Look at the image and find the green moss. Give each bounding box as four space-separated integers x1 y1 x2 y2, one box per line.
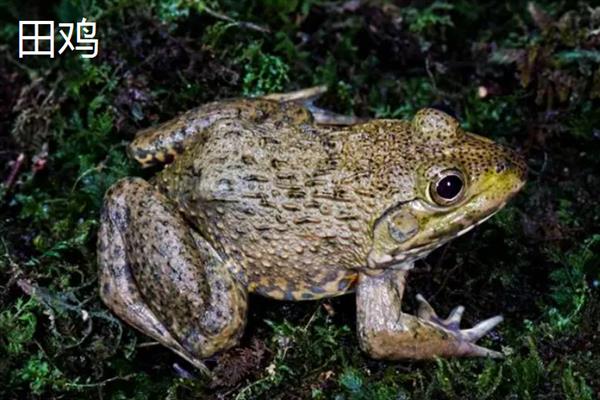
12 352 65 395
402 1 455 34
241 42 290 97
561 363 594 400
543 235 599 333
0 298 38 356
336 367 408 400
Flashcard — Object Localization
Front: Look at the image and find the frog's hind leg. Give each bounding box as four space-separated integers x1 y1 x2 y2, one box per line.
128 101 231 168
97 178 247 370
129 96 284 168
130 86 361 168
129 86 334 169
262 85 364 126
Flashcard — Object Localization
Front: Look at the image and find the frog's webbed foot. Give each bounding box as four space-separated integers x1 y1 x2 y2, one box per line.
262 85 365 126
415 294 504 358
261 85 329 103
307 105 365 126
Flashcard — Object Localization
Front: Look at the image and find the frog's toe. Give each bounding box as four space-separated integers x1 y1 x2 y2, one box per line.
459 342 504 358
462 315 504 342
440 305 465 330
415 293 440 321
415 294 503 356
416 293 463 329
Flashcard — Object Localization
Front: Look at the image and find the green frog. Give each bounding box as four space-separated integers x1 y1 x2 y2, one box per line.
97 87 526 369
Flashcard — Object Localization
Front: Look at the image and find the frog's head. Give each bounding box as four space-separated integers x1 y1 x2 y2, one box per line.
367 108 527 270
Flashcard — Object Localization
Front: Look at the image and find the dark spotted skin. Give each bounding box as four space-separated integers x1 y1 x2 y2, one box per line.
98 178 246 367
98 91 527 363
129 99 314 168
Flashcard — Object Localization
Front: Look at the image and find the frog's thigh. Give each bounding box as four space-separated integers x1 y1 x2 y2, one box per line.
98 177 247 362
128 101 230 167
98 216 199 366
129 98 278 168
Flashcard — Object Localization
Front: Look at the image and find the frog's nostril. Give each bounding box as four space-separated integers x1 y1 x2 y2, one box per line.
495 161 510 173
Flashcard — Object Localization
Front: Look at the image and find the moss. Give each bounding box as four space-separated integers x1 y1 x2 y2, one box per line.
240 41 290 96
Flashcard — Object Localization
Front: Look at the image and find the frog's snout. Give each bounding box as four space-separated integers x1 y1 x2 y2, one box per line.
502 147 528 191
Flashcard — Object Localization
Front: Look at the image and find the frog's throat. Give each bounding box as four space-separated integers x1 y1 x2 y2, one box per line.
367 199 506 270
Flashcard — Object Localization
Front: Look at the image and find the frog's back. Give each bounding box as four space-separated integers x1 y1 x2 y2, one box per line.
155 107 373 300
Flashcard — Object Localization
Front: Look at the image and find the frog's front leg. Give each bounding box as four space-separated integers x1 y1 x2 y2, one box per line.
356 269 503 359
97 178 247 370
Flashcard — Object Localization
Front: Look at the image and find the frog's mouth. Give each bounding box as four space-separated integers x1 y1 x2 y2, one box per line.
367 155 526 271
400 198 507 249
367 204 503 270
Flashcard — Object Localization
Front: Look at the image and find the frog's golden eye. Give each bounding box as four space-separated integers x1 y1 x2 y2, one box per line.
430 169 465 206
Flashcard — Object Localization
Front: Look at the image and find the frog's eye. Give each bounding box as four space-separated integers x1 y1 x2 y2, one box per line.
430 170 465 206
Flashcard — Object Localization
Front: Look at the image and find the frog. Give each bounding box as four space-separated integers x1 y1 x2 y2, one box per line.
97 86 526 370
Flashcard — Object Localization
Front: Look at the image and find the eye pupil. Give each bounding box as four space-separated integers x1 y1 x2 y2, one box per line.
436 175 463 200
429 169 465 205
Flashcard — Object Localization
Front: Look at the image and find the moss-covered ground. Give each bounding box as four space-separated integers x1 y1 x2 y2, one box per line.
1 1 599 398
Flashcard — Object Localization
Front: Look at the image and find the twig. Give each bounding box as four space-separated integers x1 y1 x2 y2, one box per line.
4 153 25 189
71 161 105 192
203 6 271 33
64 373 138 389
0 44 40 79
137 341 160 348
16 278 124 352
424 56 439 95
303 304 321 331
0 239 23 300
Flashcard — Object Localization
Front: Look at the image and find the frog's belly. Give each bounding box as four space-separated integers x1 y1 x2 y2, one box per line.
214 216 366 301
243 266 358 301
206 202 368 301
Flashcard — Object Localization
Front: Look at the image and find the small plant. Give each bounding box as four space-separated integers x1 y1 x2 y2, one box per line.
235 308 353 398
462 91 524 139
0 298 38 356
402 1 455 34
370 78 435 120
424 359 504 399
155 0 191 23
337 367 406 400
11 351 64 395
506 338 545 400
240 42 290 97
561 363 594 400
545 235 598 333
